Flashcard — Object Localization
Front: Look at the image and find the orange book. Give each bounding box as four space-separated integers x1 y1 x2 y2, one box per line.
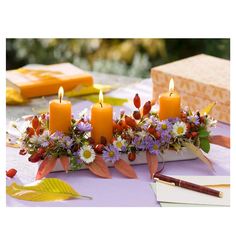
6 63 93 98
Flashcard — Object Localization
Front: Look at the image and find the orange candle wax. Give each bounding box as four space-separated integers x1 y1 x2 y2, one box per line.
159 78 181 120
91 90 113 144
49 86 72 134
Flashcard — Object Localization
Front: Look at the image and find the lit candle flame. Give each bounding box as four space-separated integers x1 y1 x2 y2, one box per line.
169 78 175 93
58 86 64 103
99 90 103 107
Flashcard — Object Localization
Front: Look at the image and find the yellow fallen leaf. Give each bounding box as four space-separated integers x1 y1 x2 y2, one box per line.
6 87 27 105
65 83 112 97
200 102 216 116
82 95 128 106
183 142 215 172
6 178 92 202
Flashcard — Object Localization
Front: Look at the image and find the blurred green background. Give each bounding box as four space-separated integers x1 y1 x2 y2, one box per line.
6 39 230 78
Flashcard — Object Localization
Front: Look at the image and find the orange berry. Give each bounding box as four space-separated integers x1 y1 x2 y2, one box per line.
32 116 40 129
133 94 141 109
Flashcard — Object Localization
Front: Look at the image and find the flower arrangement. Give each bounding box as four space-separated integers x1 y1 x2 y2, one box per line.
17 94 218 180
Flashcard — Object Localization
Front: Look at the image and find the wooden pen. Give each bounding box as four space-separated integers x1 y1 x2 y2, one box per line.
153 173 223 198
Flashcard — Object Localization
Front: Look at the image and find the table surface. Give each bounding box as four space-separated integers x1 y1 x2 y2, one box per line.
6 73 230 207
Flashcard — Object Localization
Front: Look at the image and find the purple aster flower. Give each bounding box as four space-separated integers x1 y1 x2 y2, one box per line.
41 141 49 147
62 136 73 149
156 120 172 132
102 145 120 163
147 139 160 155
168 117 180 123
76 122 92 132
132 135 146 150
51 131 64 140
187 115 200 125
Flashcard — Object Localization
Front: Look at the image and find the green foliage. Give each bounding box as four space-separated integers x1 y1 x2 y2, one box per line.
200 138 210 153
6 38 230 78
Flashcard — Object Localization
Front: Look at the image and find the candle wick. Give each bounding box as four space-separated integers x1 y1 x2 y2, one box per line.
169 92 173 96
60 95 62 103
100 102 103 108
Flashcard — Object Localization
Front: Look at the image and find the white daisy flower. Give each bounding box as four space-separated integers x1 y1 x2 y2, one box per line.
137 130 147 139
172 121 187 137
29 135 43 145
113 137 126 151
205 117 217 130
79 145 96 164
127 128 135 138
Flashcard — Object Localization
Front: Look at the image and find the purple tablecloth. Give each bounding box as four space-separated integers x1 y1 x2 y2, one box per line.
6 79 230 207
6 122 230 207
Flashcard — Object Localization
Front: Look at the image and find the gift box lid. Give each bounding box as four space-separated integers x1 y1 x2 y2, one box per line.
151 54 230 105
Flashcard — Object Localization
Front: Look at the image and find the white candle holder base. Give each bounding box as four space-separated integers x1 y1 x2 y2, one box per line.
50 148 197 172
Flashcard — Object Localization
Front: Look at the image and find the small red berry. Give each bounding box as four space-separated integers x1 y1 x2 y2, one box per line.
133 110 141 120
128 152 136 161
28 153 42 163
148 126 156 135
37 147 46 155
133 94 141 109
6 168 17 178
19 149 27 155
94 144 104 154
142 101 152 116
125 115 137 128
32 116 40 129
26 127 35 137
100 136 107 145
36 127 44 136
154 131 161 139
191 132 198 138
186 132 192 139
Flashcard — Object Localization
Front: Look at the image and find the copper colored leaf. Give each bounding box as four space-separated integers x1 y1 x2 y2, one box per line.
86 155 111 178
114 159 137 179
36 156 57 180
209 135 230 149
146 151 158 178
60 156 70 173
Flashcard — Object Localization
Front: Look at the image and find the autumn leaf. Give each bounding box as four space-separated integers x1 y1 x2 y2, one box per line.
36 156 57 180
86 155 111 178
60 156 70 173
6 178 92 202
209 135 230 149
146 151 158 178
114 159 137 178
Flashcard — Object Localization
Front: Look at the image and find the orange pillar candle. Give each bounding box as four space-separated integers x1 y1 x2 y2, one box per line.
49 86 72 134
91 90 113 144
159 78 181 120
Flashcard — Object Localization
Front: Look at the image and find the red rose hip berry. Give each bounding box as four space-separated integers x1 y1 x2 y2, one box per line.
133 94 141 109
6 168 17 178
32 116 40 129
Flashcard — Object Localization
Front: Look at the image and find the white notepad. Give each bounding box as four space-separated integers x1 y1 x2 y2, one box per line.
151 176 230 206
